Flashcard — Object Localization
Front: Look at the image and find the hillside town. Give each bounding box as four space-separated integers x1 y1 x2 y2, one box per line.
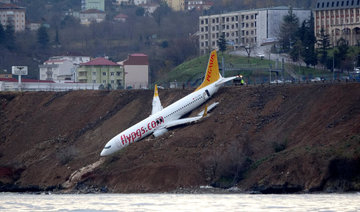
0 0 359 91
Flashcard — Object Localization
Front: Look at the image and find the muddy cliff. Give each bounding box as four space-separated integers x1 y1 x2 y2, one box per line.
0 83 359 193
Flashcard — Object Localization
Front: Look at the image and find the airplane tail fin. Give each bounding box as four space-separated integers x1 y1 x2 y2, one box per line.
195 50 221 91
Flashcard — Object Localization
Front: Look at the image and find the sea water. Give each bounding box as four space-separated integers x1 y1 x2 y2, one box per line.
0 193 359 212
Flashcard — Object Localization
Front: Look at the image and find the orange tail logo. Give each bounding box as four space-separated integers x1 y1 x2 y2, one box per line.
195 50 220 91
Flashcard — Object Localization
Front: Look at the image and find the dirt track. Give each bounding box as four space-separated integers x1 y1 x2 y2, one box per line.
0 83 359 193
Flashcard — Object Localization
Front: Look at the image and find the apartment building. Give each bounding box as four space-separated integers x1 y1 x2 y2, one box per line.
77 57 124 89
0 3 25 32
314 0 360 46
198 7 311 55
39 56 91 82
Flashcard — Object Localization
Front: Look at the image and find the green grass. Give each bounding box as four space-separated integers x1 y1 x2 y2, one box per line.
161 53 325 84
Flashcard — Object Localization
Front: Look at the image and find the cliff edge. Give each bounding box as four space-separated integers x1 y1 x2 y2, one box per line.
0 83 359 193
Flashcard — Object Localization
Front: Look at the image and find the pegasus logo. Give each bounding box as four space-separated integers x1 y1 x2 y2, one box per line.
206 54 215 82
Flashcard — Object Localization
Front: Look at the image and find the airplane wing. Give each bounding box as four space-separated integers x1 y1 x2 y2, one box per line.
165 102 219 128
151 84 163 115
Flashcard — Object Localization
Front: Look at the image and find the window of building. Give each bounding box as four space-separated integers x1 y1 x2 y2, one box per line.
103 80 106 83
251 15 254 19
111 80 114 84
212 19 215 23
92 72 96 76
226 17 229 22
341 1 344 6
201 20 204 25
246 15 249 20
116 72 121 76
205 19 208 24
232 17 234 22
93 80 96 83
205 26 208 31
103 72 106 76
111 72 114 76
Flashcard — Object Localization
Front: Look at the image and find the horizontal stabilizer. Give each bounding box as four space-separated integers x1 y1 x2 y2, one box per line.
215 76 239 87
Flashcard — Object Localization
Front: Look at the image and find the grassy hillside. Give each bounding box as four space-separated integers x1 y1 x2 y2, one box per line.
160 53 329 86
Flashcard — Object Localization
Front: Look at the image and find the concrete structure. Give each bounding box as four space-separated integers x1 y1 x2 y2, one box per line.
0 3 25 32
79 9 106 25
164 0 185 11
198 7 311 55
118 53 149 89
39 56 90 83
81 0 105 11
314 0 360 46
77 57 124 89
0 78 101 91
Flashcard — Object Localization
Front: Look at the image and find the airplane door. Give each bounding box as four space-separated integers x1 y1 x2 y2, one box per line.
203 89 211 99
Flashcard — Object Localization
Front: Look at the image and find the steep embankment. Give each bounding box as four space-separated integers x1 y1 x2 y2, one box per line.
0 83 359 193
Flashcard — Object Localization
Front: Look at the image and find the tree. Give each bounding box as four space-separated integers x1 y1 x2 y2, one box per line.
0 23 4 45
300 14 317 66
37 25 49 48
279 8 299 52
317 28 331 66
153 2 171 26
335 38 349 70
135 7 145 17
217 33 227 53
294 14 317 66
5 24 15 50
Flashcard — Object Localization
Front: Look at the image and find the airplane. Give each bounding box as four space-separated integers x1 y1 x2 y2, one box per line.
100 50 239 156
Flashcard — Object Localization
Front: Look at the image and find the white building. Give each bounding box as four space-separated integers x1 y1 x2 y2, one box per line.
81 0 105 11
198 6 311 55
39 56 91 82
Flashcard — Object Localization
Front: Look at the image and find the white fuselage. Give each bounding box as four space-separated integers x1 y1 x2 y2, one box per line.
100 83 220 156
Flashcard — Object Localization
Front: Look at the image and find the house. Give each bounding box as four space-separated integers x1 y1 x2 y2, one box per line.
81 0 105 11
80 9 106 25
39 56 91 82
77 57 124 89
114 0 131 6
140 3 160 15
118 53 149 89
0 69 12 78
0 3 25 32
314 0 360 46
114 14 128 22
198 6 311 55
134 0 148 6
164 0 185 11
186 0 213 11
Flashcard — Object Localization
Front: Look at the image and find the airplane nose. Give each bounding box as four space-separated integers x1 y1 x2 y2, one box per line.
100 149 108 157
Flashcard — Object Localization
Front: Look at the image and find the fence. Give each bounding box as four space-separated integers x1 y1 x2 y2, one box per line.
0 81 102 92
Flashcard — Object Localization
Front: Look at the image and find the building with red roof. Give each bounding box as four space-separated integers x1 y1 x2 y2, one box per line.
77 57 124 89
79 9 106 25
118 53 149 89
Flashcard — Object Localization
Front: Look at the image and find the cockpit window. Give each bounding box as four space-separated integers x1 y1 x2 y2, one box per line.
104 145 111 149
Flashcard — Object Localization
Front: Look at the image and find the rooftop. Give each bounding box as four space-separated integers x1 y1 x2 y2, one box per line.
315 0 360 10
81 57 119 66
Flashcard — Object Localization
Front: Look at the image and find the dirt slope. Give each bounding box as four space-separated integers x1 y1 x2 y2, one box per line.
0 83 359 193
